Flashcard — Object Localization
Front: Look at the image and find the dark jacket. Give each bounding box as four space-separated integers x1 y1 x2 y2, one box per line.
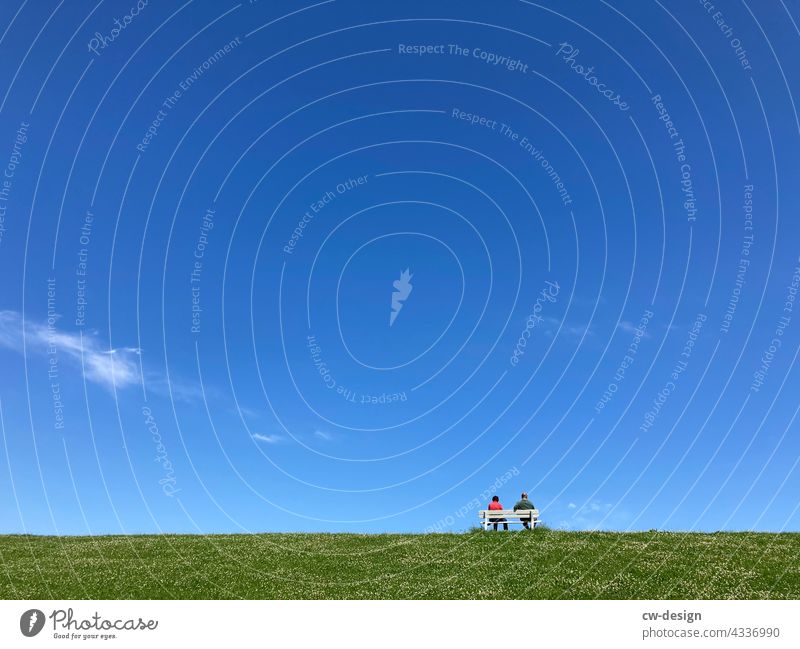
513 498 535 511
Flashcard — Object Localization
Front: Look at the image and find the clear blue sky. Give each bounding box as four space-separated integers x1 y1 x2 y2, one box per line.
0 0 799 534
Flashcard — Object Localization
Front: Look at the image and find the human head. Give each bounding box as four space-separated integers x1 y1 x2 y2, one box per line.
521 492 528 499
492 496 499 502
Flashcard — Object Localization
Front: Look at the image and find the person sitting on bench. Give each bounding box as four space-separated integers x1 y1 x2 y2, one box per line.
513 492 535 529
487 496 508 531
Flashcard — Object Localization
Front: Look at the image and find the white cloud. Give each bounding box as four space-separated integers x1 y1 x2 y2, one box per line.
541 316 593 339
564 324 592 338
618 320 650 338
148 377 205 404
252 433 283 444
0 311 20 348
568 500 622 531
237 405 262 419
314 430 332 441
0 310 141 390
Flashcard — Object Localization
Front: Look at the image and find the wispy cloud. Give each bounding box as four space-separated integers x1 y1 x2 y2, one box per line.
251 433 283 444
564 323 593 338
556 500 625 531
0 310 140 390
314 430 332 441
542 316 594 339
618 320 650 338
147 376 206 404
237 405 262 419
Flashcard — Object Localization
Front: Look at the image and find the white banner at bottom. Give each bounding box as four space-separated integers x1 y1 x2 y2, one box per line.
1 600 796 648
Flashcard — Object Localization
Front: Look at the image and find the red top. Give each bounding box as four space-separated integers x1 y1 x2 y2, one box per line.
488 501 504 510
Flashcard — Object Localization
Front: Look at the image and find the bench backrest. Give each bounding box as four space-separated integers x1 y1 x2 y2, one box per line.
478 509 539 519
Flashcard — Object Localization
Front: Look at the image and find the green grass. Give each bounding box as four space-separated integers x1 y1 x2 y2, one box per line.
1 529 798 599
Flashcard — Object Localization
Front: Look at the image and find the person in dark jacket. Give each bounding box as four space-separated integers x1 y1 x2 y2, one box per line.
513 492 535 529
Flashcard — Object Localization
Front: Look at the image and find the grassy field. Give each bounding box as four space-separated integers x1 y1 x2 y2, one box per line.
1 529 798 599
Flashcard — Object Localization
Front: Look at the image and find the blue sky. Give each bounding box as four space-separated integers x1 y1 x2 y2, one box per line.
0 0 799 534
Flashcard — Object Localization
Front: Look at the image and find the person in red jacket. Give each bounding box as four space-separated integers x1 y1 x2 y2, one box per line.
488 496 508 531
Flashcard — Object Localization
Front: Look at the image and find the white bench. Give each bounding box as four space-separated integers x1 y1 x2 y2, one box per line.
478 509 540 530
